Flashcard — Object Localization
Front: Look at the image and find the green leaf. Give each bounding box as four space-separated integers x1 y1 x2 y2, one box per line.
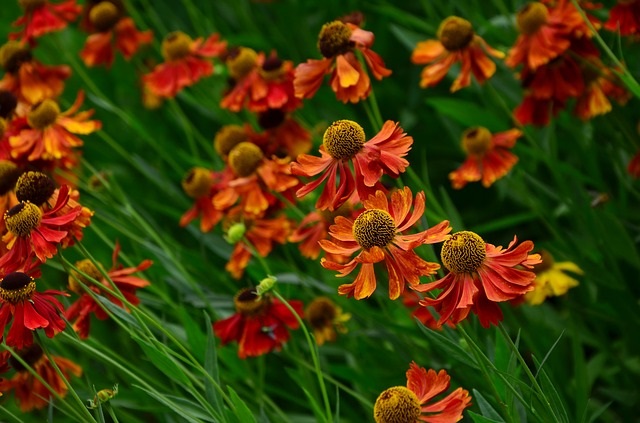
425 97 505 131
204 312 224 416
472 389 505 422
228 387 256 423
416 323 478 369
133 336 191 386
468 411 504 423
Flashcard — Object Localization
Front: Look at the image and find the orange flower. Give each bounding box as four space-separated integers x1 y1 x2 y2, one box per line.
320 187 451 300
573 60 630 121
221 48 301 113
415 231 541 328
373 362 471 423
0 41 71 107
11 0 82 44
411 16 504 92
604 0 640 36
179 167 230 232
249 110 312 159
401 290 455 331
292 120 412 211
294 19 391 103
449 127 521 189
143 31 227 98
304 296 350 345
65 242 152 338
506 1 592 71
0 345 82 412
8 91 101 163
80 1 153 68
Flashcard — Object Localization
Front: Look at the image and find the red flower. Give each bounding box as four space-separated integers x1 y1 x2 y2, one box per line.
411 16 504 92
80 1 153 68
292 120 412 211
0 345 82 412
513 94 565 126
449 127 521 189
373 362 471 423
320 187 451 300
0 184 83 271
604 0 640 36
65 242 151 339
11 0 81 44
0 270 68 349
179 167 230 232
628 151 640 179
213 289 302 358
415 231 541 328
573 60 630 121
143 31 227 98
249 110 312 159
294 20 391 103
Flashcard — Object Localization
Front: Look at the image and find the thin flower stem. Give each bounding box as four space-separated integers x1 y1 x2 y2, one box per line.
168 99 199 159
366 86 385 131
107 406 120 423
272 291 333 423
0 405 25 423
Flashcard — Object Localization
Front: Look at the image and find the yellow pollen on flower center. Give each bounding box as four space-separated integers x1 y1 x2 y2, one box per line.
441 231 486 274
68 259 104 293
5 201 42 237
373 386 421 423
461 126 492 156
438 16 475 51
322 120 365 160
516 2 549 35
18 0 46 10
226 47 258 80
228 142 263 177
0 272 36 304
162 31 193 62
214 125 249 157
317 21 353 58
182 167 214 199
234 288 267 316
0 41 32 73
89 2 122 32
305 297 337 330
15 171 55 205
352 209 396 250
27 100 60 130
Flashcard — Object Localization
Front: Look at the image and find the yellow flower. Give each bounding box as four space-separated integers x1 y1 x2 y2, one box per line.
525 250 582 305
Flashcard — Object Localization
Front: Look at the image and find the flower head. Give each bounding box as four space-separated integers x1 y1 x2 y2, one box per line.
525 250 582 305
11 0 82 44
304 296 350 345
604 0 640 36
0 270 68 348
415 231 541 328
179 167 229 232
292 120 412 211
213 288 303 358
249 110 312 159
294 19 391 103
143 31 227 98
373 362 471 423
449 127 521 189
320 187 450 300
628 150 640 179
0 344 82 411
411 16 504 92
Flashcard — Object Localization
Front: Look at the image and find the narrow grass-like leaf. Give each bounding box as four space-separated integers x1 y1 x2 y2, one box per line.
133 337 191 386
228 387 257 423
468 411 505 423
472 389 505 422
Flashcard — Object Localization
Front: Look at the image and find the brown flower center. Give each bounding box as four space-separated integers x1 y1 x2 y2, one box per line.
322 120 365 160
214 124 249 157
257 108 285 130
226 47 258 80
441 231 486 274
89 1 122 32
516 2 549 35
27 100 60 130
228 142 263 177
182 167 213 199
234 288 267 316
18 0 46 10
68 259 104 293
0 41 32 74
317 21 353 58
15 171 55 205
353 209 396 250
259 55 285 80
8 344 44 372
162 31 193 62
305 297 337 330
533 250 554 274
461 127 492 156
5 201 42 236
0 90 18 119
0 272 36 304
438 16 474 51
373 386 421 423
0 160 20 195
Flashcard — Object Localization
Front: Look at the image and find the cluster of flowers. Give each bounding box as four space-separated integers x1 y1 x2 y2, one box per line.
0 0 153 411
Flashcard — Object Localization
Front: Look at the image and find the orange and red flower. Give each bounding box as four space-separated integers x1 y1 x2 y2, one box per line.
573 60 630 121
80 1 153 68
8 91 101 163
628 150 640 178
294 19 391 103
292 120 412 211
414 231 541 328
411 16 504 92
249 110 311 159
0 345 82 411
143 31 227 98
11 0 82 45
320 187 451 300
213 288 303 358
0 270 68 349
373 362 471 423
604 0 640 36
449 127 521 189
179 167 230 232
65 242 152 339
